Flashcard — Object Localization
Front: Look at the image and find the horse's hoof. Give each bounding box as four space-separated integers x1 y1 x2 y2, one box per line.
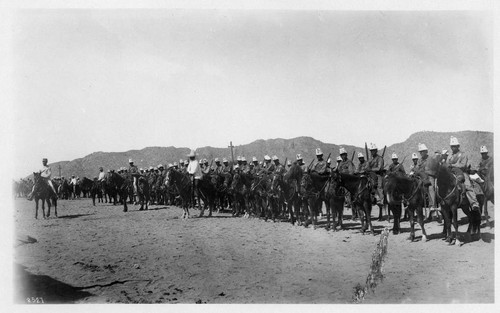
458 240 464 247
422 235 428 242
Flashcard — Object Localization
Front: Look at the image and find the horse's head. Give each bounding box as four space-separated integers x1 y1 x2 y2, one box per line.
270 173 283 192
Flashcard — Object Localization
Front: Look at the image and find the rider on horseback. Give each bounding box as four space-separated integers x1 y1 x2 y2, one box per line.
478 145 493 180
128 159 141 197
445 136 480 211
27 158 58 200
366 143 384 206
187 150 202 207
354 152 369 175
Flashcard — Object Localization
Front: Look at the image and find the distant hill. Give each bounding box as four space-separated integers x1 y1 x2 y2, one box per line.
27 131 492 179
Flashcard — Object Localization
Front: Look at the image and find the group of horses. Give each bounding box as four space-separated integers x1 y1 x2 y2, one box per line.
25 154 494 246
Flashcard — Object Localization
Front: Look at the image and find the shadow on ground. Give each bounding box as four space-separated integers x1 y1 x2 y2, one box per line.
14 264 92 304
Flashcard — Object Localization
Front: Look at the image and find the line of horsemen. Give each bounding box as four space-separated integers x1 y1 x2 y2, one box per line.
26 136 493 237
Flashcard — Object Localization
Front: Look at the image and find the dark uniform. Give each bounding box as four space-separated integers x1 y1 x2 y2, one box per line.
367 153 384 204
338 159 355 175
388 162 406 176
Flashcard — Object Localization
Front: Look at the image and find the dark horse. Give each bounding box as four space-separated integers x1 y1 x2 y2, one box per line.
230 172 253 217
165 168 192 218
427 156 480 245
275 163 303 225
331 172 374 234
384 172 427 240
197 173 218 217
31 172 58 219
137 176 150 211
106 172 133 212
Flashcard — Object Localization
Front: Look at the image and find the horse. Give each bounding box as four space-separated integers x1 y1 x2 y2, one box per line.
274 163 303 225
165 168 192 218
427 156 480 245
80 177 93 197
90 179 103 206
106 172 133 212
305 172 334 230
137 176 150 210
31 172 58 219
230 171 253 217
299 172 319 228
197 173 218 217
58 179 71 200
384 172 427 240
250 173 271 219
331 172 374 234
324 173 347 231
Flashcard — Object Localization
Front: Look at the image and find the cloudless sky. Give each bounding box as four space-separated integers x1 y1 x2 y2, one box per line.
12 9 493 175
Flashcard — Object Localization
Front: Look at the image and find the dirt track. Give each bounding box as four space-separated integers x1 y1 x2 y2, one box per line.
13 198 494 304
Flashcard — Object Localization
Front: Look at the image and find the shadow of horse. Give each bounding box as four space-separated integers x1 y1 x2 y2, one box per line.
57 213 94 219
14 264 92 304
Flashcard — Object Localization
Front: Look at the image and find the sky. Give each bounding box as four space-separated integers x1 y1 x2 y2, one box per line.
11 9 493 175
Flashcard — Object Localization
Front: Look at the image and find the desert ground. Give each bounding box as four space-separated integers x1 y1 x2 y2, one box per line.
13 198 494 304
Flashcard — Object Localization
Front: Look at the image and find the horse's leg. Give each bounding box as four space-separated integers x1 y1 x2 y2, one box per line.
34 198 39 219
41 198 46 219
408 204 416 241
123 191 128 212
391 203 401 235
366 201 374 234
46 198 51 218
451 203 460 245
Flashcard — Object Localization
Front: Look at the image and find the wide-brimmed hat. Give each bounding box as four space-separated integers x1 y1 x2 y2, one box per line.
187 150 196 157
411 153 418 159
357 152 364 158
369 143 378 150
296 154 302 160
315 148 323 156
450 136 460 146
480 145 488 153
339 147 347 155
418 143 428 152
391 153 398 159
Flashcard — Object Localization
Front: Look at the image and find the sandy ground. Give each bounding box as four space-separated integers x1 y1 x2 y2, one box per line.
13 198 494 304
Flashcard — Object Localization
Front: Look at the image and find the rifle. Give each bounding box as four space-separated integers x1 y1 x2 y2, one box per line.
381 145 387 158
365 142 370 162
351 150 355 162
325 152 332 169
307 158 315 171
283 157 288 172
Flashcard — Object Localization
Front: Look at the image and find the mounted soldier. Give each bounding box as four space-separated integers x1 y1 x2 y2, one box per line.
186 150 202 208
214 158 222 174
337 147 355 174
311 148 329 176
262 155 272 170
296 154 307 173
27 158 58 200
387 153 406 176
445 136 480 211
366 143 384 207
408 153 418 175
128 159 140 197
355 152 369 175
478 145 493 180
414 143 442 222
249 157 260 174
221 158 231 173
272 156 285 175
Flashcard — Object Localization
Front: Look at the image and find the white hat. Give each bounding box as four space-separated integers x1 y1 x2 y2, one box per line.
222 158 228 163
315 148 323 155
129 159 134 163
391 153 398 159
187 150 196 157
214 158 220 162
480 145 488 153
179 160 184 165
234 164 239 169
418 143 428 152
442 149 449 155
272 155 279 161
173 162 178 166
369 143 378 150
336 156 342 162
168 163 173 168
241 157 246 162
327 158 331 163
236 156 241 161
296 154 302 160
339 147 347 155
411 153 418 159
252 156 258 162
287 160 292 165
158 164 163 168
264 155 271 161
139 168 143 171
357 152 364 158
149 166 154 170
450 136 460 146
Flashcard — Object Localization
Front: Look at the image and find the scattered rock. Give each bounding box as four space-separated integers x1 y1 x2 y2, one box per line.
195 299 202 304
133 264 140 269
218 292 226 296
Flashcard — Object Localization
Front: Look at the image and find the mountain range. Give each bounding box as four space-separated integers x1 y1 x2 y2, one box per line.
25 130 493 179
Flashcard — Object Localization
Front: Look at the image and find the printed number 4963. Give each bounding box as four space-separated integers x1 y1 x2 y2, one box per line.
26 297 44 304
